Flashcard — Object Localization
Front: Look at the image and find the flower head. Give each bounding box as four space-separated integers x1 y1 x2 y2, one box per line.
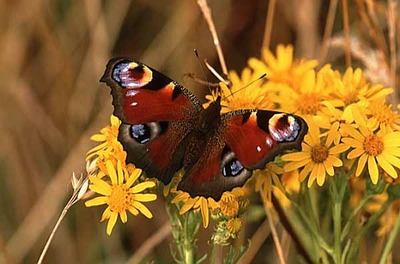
282 123 349 187
248 44 318 89
85 160 157 235
341 122 400 184
171 191 218 228
204 69 275 113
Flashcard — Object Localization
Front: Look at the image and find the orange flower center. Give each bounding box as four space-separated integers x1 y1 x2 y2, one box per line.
109 185 131 213
342 90 359 105
296 93 322 115
371 103 397 126
311 144 329 163
220 196 239 217
363 135 384 156
226 217 242 234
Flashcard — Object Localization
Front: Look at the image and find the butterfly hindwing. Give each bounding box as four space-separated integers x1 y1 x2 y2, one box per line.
177 110 308 200
101 58 202 184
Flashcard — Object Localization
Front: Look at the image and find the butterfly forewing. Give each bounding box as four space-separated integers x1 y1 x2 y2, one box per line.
101 58 202 184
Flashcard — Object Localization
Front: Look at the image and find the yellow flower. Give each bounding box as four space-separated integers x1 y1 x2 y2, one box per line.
219 195 239 217
86 115 128 176
248 44 318 89
282 123 349 187
365 193 400 236
204 69 275 113
254 163 284 200
172 188 245 228
87 115 122 160
341 123 400 184
171 191 218 228
225 217 242 235
366 102 400 132
329 68 392 107
274 70 333 128
85 160 157 235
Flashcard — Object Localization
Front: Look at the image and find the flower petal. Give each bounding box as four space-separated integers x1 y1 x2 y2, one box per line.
117 160 124 185
347 147 364 159
130 181 156 193
120 211 128 223
106 213 118 235
316 163 326 186
106 160 118 184
356 154 368 176
132 201 153 218
131 193 157 202
85 196 108 207
128 207 139 216
376 155 397 178
284 158 312 172
367 156 379 184
200 198 209 228
126 168 142 187
88 176 112 195
282 152 309 162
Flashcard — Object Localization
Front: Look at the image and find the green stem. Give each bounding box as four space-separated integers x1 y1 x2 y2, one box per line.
290 198 333 256
341 193 373 241
333 197 342 264
210 244 219 264
378 204 400 264
183 214 194 264
346 199 393 262
330 169 348 264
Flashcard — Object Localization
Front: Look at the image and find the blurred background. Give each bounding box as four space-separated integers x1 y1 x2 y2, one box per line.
0 0 399 263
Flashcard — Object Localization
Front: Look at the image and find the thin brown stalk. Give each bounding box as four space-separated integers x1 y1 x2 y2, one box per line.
387 0 398 105
197 0 228 76
271 194 313 264
127 223 172 264
240 219 271 264
262 0 276 50
319 0 339 64
37 174 89 264
262 195 286 264
365 0 389 56
5 108 109 263
342 0 352 67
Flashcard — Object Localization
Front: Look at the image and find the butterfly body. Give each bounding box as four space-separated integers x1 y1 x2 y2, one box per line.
101 58 308 200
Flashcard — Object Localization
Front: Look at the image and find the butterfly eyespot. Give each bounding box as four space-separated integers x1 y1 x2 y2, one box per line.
129 122 169 144
112 62 153 88
130 124 151 144
221 149 245 177
269 114 300 142
223 159 244 177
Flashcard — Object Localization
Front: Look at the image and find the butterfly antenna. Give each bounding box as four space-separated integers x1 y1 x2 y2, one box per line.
193 49 216 101
221 73 267 101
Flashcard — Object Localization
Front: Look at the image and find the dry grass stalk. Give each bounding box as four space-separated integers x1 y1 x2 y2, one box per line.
197 0 228 76
319 0 339 64
262 0 276 50
342 0 352 67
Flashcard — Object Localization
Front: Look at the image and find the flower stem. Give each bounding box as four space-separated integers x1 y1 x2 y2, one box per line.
333 197 342 264
379 207 400 264
183 214 195 264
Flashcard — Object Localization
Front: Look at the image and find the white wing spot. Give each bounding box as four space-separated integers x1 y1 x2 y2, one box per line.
256 146 262 152
126 90 139 97
265 137 273 147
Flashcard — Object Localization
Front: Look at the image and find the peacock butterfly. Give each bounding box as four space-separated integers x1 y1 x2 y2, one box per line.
100 58 308 200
